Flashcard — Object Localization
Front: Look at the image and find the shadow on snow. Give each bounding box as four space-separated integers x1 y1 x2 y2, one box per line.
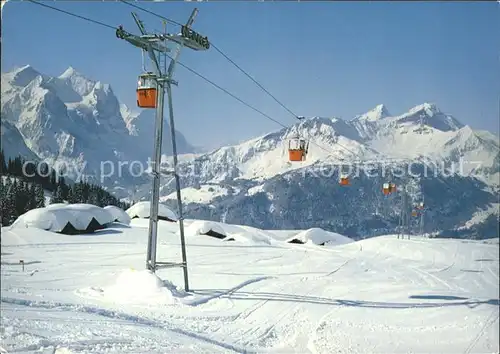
190 289 499 310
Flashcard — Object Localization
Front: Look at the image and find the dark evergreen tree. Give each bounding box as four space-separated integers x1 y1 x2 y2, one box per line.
0 150 6 175
4 177 12 195
6 180 18 224
0 178 5 201
28 183 37 209
50 184 65 204
17 181 31 215
58 177 69 200
34 183 45 208
66 186 76 204
49 170 57 190
0 179 6 226
38 162 51 190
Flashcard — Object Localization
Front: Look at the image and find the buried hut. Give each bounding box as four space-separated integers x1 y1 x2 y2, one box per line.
126 201 178 222
185 220 230 240
11 204 115 235
104 205 131 225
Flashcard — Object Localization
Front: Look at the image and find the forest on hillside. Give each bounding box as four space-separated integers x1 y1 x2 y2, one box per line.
0 150 130 226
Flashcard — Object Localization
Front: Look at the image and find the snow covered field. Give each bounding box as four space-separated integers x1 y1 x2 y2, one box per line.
1 219 498 353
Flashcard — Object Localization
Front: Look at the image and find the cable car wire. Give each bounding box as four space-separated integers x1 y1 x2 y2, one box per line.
118 0 184 27
118 0 300 119
25 0 117 30
23 0 487 208
26 0 357 163
116 0 361 160
25 0 286 130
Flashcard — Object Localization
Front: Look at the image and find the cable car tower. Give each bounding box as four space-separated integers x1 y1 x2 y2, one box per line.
116 9 209 292
397 166 411 240
395 159 426 239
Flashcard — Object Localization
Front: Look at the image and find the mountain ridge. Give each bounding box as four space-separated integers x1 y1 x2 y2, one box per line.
2 65 499 239
1 65 196 185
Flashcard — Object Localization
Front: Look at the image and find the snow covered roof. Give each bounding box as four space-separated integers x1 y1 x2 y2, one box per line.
185 220 226 237
104 205 131 225
286 228 354 246
126 201 178 222
11 203 115 234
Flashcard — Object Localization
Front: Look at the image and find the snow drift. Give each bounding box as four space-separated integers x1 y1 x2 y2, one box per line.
287 227 354 246
1 221 497 353
105 268 183 304
104 205 131 225
185 220 227 239
126 201 178 222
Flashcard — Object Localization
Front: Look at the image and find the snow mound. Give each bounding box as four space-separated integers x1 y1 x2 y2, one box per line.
45 203 114 225
126 201 178 222
10 208 55 230
287 228 353 246
105 269 184 304
103 205 131 225
227 232 272 245
10 204 114 234
185 220 227 239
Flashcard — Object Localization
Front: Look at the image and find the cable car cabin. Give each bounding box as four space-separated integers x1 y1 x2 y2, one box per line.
382 182 397 195
288 138 307 162
136 73 157 109
339 177 350 186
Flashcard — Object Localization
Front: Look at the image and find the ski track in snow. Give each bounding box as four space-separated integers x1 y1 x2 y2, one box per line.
1 222 498 354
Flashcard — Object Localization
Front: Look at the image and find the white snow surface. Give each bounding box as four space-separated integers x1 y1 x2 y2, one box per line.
104 269 182 305
1 219 498 353
10 203 114 232
126 201 178 222
103 205 131 225
287 227 355 246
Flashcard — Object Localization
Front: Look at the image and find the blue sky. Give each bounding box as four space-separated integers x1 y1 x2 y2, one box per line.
2 1 499 149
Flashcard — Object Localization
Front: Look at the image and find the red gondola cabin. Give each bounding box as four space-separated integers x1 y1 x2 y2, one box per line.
137 72 157 109
288 138 307 162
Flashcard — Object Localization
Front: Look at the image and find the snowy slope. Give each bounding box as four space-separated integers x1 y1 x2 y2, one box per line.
0 65 195 184
1 220 498 353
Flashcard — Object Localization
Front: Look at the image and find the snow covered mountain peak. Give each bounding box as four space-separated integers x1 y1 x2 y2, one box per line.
2 64 498 196
3 64 45 87
407 102 439 116
295 116 363 145
57 66 97 98
1 65 196 184
389 102 464 132
59 66 82 80
353 104 391 122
